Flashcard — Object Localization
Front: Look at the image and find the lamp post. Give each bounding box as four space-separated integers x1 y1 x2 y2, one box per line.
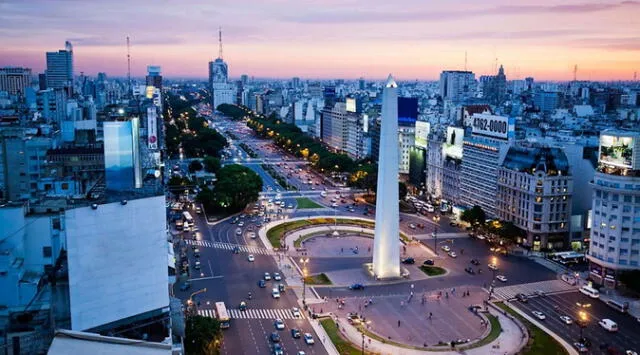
188 288 207 315
578 310 588 339
432 214 441 255
300 258 309 307
488 257 498 300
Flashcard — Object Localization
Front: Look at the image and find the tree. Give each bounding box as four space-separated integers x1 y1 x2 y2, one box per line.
203 156 221 174
167 176 188 195
196 187 218 212
461 205 486 231
618 270 640 294
184 315 221 355
399 182 408 200
213 164 263 212
189 160 203 173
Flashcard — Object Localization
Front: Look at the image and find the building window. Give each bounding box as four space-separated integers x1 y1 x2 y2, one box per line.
624 195 632 203
43 246 52 258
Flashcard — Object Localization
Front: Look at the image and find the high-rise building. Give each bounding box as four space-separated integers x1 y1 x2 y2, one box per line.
496 146 573 250
587 130 640 288
0 67 32 95
481 65 507 106
439 70 475 103
459 114 515 217
291 77 300 89
209 29 235 109
398 126 415 174
534 91 561 113
45 41 73 94
145 65 162 89
358 77 366 91
104 119 142 191
320 102 346 152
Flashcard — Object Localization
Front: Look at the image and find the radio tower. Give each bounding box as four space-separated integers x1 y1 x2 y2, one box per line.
464 51 467 71
127 36 132 96
573 64 578 81
218 27 223 60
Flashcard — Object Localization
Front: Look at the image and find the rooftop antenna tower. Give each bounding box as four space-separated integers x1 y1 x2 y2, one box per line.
573 64 578 81
126 36 132 96
634 71 637 81
464 51 468 71
218 27 223 60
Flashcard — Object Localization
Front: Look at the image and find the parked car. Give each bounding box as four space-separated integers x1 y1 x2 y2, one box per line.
532 311 546 320
423 259 435 266
402 257 415 264
349 283 365 290
448 251 457 258
464 267 475 274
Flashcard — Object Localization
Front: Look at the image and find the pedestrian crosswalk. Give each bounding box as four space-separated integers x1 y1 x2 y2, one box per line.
492 279 576 300
198 308 303 320
185 240 274 255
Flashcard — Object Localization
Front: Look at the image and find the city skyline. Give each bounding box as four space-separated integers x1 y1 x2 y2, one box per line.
1 0 639 81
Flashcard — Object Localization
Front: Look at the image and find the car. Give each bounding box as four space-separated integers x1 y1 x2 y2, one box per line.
239 301 247 311
331 203 338 208
448 251 457 258
248 231 257 239
233 246 240 254
238 221 245 227
270 332 281 343
476 234 486 240
534 290 546 297
599 319 618 332
272 288 281 299
409 223 416 229
297 351 306 355
274 273 282 281
272 343 284 355
248 254 255 262
496 275 507 282
470 259 480 265
292 307 301 318
264 272 272 280
291 328 301 338
423 259 435 266
179 282 191 291
626 351 638 355
573 342 589 353
516 293 528 303
441 245 451 252
274 318 285 330
560 315 573 324
532 311 546 320
402 257 415 264
235 228 242 236
464 267 475 274
349 283 365 290
194 261 201 270
303 333 315 345
488 263 498 271
258 280 266 288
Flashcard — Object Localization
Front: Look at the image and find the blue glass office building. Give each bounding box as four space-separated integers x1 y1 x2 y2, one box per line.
104 118 141 191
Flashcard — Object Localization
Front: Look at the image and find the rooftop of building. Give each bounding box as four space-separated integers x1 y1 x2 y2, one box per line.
47 329 171 355
502 146 570 176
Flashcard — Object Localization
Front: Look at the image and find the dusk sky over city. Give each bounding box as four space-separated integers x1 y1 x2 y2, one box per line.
1 0 639 80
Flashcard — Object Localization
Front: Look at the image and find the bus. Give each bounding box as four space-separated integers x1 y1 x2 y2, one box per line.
605 299 629 313
215 302 231 329
579 285 600 299
182 211 194 225
552 251 586 265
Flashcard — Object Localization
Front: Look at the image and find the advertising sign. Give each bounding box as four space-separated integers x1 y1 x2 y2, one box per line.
599 133 637 169
414 121 430 149
443 126 464 159
471 114 514 140
346 97 357 113
147 107 158 149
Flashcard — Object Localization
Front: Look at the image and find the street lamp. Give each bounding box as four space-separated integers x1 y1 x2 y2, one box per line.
488 257 498 300
578 311 588 339
188 288 207 315
432 214 441 255
300 258 309 307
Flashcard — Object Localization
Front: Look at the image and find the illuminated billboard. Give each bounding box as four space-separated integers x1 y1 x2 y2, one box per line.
147 107 158 150
346 98 357 113
415 121 430 149
471 114 514 140
599 132 639 169
443 126 464 159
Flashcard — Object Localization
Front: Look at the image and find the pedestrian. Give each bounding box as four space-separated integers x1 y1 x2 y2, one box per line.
445 292 448 299
429 312 432 320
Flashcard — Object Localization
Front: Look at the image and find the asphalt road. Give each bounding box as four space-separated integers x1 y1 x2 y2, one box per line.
509 292 640 354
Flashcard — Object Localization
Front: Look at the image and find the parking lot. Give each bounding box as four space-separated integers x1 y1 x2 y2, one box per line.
509 291 640 354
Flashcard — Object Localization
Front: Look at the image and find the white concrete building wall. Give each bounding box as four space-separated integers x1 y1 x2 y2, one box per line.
66 195 169 331
398 127 415 174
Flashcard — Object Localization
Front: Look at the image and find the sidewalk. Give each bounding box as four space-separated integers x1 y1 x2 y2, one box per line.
334 304 527 355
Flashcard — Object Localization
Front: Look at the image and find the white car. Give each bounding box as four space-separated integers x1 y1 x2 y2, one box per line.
248 254 255 262
448 251 457 258
425 205 435 213
496 275 507 282
247 232 257 239
488 263 498 271
264 272 272 280
292 307 301 318
274 318 285 330
532 311 546 320
303 333 315 345
238 221 245 227
559 315 573 325
409 223 416 229
332 203 338 208
441 245 451 252
272 288 281 299
274 273 282 281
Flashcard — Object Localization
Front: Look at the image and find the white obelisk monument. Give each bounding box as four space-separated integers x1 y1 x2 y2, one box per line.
372 74 400 279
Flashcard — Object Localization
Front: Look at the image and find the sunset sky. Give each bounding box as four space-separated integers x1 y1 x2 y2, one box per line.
1 0 638 81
